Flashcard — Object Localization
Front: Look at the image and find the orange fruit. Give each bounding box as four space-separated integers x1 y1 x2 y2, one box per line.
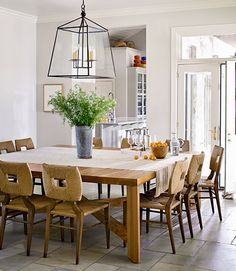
134 155 139 160
144 154 148 160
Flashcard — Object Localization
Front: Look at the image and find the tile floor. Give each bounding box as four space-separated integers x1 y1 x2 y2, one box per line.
0 183 236 271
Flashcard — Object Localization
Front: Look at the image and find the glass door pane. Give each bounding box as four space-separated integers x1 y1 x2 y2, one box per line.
178 63 220 177
185 72 212 153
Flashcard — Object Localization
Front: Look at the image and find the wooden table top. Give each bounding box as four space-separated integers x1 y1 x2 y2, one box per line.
29 163 156 186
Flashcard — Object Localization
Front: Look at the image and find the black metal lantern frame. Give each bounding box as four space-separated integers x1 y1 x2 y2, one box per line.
48 0 116 79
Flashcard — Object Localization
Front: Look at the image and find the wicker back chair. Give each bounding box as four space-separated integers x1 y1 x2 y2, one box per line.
15 138 35 152
140 158 189 254
199 145 224 221
0 161 52 256
0 141 15 154
183 152 205 238
93 137 103 149
165 139 190 152
42 164 110 265
121 138 130 149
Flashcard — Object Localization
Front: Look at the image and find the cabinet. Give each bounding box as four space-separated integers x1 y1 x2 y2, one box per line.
112 47 145 118
127 67 146 117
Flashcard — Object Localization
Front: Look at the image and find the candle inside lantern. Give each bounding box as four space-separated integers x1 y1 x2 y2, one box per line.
73 50 78 60
89 51 94 60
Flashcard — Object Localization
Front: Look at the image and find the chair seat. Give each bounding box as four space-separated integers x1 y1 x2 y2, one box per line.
198 178 214 188
181 187 198 198
140 193 180 210
5 195 53 212
51 200 109 218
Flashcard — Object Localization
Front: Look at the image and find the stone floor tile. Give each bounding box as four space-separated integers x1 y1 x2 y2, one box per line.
149 262 213 271
84 263 119 271
98 246 164 270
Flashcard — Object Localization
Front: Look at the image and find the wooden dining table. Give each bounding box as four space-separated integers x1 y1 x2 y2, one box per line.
0 146 190 263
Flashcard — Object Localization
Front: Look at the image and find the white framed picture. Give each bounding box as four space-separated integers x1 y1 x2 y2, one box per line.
43 84 64 112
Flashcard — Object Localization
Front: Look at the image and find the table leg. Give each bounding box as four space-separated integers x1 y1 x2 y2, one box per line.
127 185 140 263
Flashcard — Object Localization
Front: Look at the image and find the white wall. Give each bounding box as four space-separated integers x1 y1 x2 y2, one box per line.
37 7 236 144
0 9 37 143
129 29 146 52
36 22 72 147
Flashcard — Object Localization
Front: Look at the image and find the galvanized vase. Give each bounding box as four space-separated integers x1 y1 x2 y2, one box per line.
75 126 93 159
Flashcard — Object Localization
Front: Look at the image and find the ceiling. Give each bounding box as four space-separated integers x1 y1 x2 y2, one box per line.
0 0 236 19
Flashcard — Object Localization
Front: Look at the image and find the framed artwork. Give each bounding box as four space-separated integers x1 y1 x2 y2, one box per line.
43 84 64 112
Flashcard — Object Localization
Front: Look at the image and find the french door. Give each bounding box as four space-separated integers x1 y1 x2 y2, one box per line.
177 63 220 176
221 61 236 193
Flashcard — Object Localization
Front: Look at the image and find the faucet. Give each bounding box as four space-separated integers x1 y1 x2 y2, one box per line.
108 92 116 122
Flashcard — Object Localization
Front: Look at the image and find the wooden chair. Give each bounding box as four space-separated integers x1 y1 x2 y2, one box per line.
182 152 205 238
121 138 130 149
165 139 190 152
140 159 189 254
93 137 103 149
0 161 53 256
0 140 15 154
15 137 35 152
15 138 44 195
198 145 224 221
42 164 110 264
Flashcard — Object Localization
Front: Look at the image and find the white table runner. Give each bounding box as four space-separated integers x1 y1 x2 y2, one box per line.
0 147 192 197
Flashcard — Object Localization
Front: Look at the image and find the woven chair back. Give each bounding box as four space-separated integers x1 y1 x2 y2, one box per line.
0 140 15 153
169 159 189 195
42 164 83 201
15 138 35 152
121 138 130 149
186 152 205 185
93 137 103 149
209 145 224 174
0 161 33 196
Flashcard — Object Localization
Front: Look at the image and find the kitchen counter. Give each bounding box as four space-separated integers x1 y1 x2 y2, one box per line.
98 117 146 126
95 117 146 148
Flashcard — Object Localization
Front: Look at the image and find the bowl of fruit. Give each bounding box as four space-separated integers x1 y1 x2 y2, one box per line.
150 141 169 159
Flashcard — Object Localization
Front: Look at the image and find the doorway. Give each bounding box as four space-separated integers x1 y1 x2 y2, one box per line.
177 61 236 190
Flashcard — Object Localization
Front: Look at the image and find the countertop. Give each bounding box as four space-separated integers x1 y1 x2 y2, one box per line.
97 117 146 126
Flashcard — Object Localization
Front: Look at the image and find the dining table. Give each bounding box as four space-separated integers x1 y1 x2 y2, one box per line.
0 146 191 263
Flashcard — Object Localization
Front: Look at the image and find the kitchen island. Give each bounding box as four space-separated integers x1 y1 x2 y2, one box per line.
95 117 146 148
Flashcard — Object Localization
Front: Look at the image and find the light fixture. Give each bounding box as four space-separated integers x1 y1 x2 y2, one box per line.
48 0 116 79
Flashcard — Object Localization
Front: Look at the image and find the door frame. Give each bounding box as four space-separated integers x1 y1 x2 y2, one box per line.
171 23 236 134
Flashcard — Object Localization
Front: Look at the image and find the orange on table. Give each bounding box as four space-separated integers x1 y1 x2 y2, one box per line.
143 154 148 160
134 154 139 160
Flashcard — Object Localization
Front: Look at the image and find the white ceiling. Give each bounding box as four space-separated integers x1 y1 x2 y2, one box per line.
0 0 236 19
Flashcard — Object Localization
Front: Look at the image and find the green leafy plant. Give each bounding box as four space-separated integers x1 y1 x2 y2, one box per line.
49 85 116 127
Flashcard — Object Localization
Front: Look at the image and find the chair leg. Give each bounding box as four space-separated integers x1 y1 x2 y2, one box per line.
107 184 111 198
160 210 163 222
165 207 176 254
23 213 28 235
176 204 185 243
44 213 52 258
76 213 84 265
0 206 8 249
59 216 65 242
194 193 203 230
121 185 125 196
98 184 102 199
123 202 127 248
70 218 74 243
104 206 110 249
146 208 150 233
140 208 143 233
214 185 222 221
209 188 214 214
26 210 35 256
184 194 193 238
